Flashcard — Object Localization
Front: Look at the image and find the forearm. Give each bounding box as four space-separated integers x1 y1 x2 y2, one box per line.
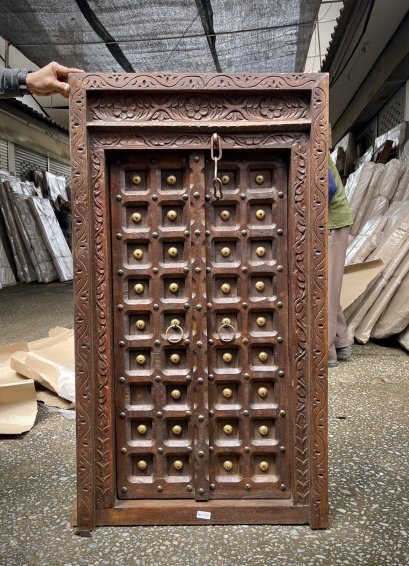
0 68 30 98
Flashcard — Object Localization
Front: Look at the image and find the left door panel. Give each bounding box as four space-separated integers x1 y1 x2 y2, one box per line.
111 151 197 500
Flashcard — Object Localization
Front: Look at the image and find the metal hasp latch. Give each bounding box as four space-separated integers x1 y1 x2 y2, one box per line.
210 133 223 200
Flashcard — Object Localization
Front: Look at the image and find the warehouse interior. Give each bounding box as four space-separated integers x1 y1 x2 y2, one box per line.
0 1 408 564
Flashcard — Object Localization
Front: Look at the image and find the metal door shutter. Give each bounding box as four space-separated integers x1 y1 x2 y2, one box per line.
49 157 70 180
0 138 8 171
15 144 47 181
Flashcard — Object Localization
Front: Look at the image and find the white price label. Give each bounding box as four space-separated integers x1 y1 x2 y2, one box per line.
196 511 211 520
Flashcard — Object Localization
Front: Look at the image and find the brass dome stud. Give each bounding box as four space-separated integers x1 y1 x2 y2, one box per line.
169 282 179 294
134 283 145 294
137 460 148 471
220 210 230 221
222 352 233 363
135 319 146 330
172 425 182 435
255 175 265 185
136 354 146 365
221 283 231 295
258 351 269 362
255 209 266 220
167 210 177 221
256 246 266 258
259 461 269 472
137 424 148 435
256 316 266 327
132 174 142 186
168 247 178 258
167 175 177 185
258 387 268 398
131 212 142 224
173 460 183 471
223 460 233 471
255 281 265 292
222 388 233 399
259 425 269 436
171 389 181 400
133 248 144 260
220 246 231 258
223 424 233 435
170 353 180 364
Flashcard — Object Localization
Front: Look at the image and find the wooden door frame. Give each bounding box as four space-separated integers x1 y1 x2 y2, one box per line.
69 73 329 535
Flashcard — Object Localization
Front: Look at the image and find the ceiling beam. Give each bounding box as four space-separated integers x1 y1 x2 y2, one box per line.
332 11 409 144
194 0 222 72
74 0 135 72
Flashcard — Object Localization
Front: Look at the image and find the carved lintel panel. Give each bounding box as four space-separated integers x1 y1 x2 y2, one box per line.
70 73 329 534
88 93 310 125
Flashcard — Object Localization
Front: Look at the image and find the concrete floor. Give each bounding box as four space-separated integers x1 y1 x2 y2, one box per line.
0 283 408 566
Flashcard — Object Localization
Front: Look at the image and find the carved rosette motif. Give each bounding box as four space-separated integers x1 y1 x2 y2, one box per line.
70 77 94 532
89 94 309 122
292 144 309 505
310 81 329 527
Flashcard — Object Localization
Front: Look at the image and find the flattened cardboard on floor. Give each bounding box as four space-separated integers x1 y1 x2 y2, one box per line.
10 328 74 402
340 259 384 311
0 362 37 434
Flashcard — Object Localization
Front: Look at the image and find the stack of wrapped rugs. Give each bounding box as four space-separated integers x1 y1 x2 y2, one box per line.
343 158 409 351
0 170 72 287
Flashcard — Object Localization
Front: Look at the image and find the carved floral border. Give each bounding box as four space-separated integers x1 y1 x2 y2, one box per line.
89 93 309 123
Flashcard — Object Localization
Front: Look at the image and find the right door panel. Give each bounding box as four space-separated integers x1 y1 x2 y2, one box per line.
205 151 291 499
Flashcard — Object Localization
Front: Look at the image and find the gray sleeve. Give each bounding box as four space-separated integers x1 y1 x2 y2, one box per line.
0 68 30 98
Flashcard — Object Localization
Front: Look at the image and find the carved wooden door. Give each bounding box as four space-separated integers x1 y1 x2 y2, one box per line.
71 72 329 534
111 148 290 502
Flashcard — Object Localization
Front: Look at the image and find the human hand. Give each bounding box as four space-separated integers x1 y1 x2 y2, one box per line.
26 62 84 98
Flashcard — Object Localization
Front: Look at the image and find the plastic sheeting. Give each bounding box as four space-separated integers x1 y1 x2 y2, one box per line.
355 249 409 344
28 197 73 282
0 1 319 74
45 172 68 204
371 268 409 339
345 215 387 266
346 238 409 344
0 176 37 282
349 164 384 237
398 325 409 352
345 162 376 223
7 181 58 284
0 236 16 288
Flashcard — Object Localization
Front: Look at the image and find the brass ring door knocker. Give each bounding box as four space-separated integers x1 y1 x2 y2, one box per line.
218 321 236 343
165 321 184 344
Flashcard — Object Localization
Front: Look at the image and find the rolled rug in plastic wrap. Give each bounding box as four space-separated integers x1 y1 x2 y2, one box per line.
0 179 37 282
347 238 409 342
28 196 73 281
392 163 409 203
345 215 387 266
355 248 409 344
8 183 58 283
398 325 409 352
374 159 404 200
371 269 409 339
345 162 376 222
350 164 384 237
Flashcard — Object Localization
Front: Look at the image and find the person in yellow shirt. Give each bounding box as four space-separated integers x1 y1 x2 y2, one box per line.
328 157 353 367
